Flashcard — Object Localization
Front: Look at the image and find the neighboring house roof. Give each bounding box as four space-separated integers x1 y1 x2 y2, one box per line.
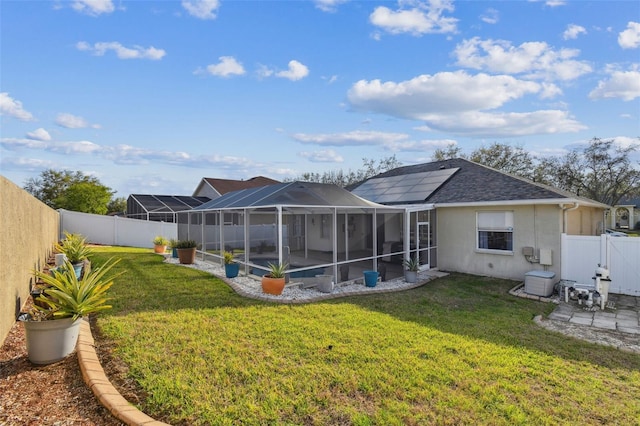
192 181 384 210
193 176 280 198
128 194 211 214
351 158 608 208
616 197 640 207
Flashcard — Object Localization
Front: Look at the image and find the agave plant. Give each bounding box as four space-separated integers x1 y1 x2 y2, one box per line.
55 231 93 264
266 261 288 278
32 257 123 321
223 251 236 264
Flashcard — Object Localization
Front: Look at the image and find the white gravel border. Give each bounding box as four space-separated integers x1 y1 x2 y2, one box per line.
164 256 446 304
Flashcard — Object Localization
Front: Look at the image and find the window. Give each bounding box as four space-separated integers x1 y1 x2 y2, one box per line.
477 211 513 252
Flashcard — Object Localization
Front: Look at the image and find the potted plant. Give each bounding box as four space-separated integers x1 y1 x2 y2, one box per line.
169 239 179 258
55 232 93 279
175 240 197 264
19 257 123 364
153 235 169 254
261 261 288 295
223 251 239 278
403 256 420 284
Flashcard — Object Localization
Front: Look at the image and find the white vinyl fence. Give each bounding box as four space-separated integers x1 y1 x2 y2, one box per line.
59 209 177 248
561 233 640 296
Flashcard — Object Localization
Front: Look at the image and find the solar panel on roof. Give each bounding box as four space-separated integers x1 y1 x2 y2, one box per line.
351 168 459 204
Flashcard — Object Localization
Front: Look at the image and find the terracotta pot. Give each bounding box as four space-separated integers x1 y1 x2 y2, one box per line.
261 275 285 295
154 244 166 254
177 247 196 264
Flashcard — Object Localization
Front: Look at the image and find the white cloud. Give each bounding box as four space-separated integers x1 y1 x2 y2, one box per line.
618 21 640 49
384 138 457 152
348 71 547 117
453 37 592 81
276 60 310 81
0 137 258 170
182 0 220 20
480 8 499 24
298 150 344 162
200 56 245 77
77 41 166 60
55 113 100 129
71 0 114 16
26 128 51 141
314 0 348 13
0 93 34 121
347 71 585 137
422 110 586 136
370 0 458 36
563 24 586 40
292 130 410 147
589 68 640 101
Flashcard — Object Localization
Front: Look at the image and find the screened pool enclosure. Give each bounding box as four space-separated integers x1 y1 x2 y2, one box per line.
177 182 436 284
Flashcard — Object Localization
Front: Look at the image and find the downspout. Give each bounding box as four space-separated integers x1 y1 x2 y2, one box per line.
560 202 579 234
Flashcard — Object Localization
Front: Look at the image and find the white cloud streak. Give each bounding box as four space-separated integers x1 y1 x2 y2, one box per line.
55 113 100 129
298 149 344 162
26 128 51 141
0 93 34 121
71 0 114 16
370 0 458 36
0 137 257 170
182 0 220 20
77 41 166 60
314 0 348 13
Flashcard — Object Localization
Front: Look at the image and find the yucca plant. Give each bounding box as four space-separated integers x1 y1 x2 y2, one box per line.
32 257 123 321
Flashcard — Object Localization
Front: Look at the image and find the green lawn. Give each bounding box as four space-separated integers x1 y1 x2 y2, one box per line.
92 247 640 425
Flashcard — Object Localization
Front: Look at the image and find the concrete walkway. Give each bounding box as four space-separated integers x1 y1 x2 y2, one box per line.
547 293 640 335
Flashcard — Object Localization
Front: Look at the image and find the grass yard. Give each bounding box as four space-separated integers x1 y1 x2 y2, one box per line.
92 247 640 425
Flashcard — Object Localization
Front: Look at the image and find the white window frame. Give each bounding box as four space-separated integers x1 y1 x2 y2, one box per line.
476 211 514 254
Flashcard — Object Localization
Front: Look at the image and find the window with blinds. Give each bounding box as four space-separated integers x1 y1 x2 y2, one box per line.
477 211 513 252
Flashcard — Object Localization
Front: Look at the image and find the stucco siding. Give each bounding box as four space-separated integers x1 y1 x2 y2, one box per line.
0 176 59 345
436 205 562 281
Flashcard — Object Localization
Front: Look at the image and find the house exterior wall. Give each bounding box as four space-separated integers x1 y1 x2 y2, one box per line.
193 182 221 199
566 206 604 235
0 176 59 346
436 204 562 281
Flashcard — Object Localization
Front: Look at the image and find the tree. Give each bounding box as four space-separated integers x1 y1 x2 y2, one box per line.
432 143 463 161
433 142 535 180
289 155 403 187
536 138 640 206
24 169 115 213
468 143 536 180
107 197 127 215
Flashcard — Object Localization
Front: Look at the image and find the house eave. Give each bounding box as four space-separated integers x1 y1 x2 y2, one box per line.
433 198 609 209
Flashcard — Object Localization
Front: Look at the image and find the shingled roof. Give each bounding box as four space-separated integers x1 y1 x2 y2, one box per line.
352 158 607 206
202 176 279 194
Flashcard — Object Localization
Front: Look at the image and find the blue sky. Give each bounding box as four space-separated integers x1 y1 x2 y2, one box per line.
1 0 639 198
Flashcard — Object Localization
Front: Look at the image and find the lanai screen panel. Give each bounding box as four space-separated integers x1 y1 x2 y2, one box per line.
351 168 459 204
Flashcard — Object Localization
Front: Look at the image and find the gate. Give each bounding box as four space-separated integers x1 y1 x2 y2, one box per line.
561 233 640 295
